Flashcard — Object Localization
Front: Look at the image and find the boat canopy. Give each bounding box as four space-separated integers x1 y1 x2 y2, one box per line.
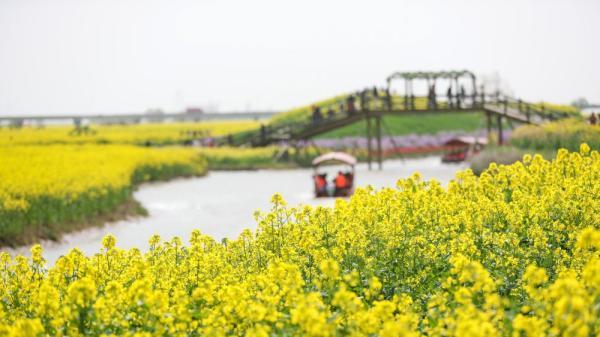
312 152 357 166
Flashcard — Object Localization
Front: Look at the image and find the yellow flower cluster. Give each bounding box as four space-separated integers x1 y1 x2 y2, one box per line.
511 118 599 151
1 146 599 337
198 147 280 169
0 121 259 146
0 145 207 244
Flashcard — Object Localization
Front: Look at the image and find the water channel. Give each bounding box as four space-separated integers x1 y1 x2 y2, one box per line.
7 156 468 264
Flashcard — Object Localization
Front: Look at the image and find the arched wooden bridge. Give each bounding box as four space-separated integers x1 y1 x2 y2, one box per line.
219 70 575 168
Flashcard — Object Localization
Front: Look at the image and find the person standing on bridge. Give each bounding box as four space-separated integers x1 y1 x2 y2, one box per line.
446 86 454 109
384 87 392 110
312 105 323 125
326 108 335 120
589 112 597 125
428 83 437 110
360 89 369 111
347 95 356 115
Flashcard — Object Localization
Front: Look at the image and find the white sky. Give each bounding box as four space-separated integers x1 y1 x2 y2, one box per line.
0 0 598 115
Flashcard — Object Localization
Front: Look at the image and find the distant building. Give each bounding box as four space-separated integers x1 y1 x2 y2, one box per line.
185 107 204 114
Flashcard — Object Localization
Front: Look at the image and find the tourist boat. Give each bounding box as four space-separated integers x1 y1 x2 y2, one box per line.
441 137 487 163
312 152 356 198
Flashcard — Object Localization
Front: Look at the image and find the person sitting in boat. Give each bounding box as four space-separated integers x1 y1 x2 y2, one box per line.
334 171 348 196
314 173 328 197
344 171 354 186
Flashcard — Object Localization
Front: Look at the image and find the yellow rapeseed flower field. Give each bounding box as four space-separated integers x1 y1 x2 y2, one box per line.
1 145 599 336
0 145 207 245
0 120 259 146
511 118 600 151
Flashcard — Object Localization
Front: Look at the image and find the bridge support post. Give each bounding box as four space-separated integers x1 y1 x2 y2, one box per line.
497 115 504 145
486 111 492 142
366 113 373 170
376 113 383 170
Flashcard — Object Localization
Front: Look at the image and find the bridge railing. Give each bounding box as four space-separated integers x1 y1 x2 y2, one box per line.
219 98 354 146
482 94 577 122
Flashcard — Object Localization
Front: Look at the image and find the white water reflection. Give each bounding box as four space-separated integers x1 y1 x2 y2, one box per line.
6 157 467 264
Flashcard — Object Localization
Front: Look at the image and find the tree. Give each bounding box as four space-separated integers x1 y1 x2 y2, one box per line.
570 97 589 109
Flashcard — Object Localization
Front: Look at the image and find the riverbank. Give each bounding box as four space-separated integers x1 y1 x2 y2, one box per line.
468 119 599 174
199 146 304 170
16 197 148 243
0 145 207 246
511 118 599 151
200 146 452 171
200 130 499 171
467 146 543 175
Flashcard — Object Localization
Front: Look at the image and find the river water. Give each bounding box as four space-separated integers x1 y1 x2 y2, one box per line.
6 157 467 264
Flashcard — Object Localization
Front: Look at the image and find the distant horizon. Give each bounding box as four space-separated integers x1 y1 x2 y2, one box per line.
0 108 280 118
0 79 596 119
1 0 599 116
